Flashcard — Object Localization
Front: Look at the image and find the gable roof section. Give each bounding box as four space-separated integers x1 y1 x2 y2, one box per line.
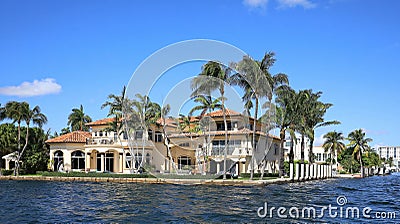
85 117 115 126
46 131 91 143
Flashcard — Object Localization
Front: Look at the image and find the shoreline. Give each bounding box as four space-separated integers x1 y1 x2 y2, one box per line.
0 175 341 186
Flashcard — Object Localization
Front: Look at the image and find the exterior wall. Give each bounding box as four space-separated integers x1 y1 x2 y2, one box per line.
377 146 400 170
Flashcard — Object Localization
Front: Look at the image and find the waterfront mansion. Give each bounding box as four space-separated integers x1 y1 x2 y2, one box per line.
46 109 285 175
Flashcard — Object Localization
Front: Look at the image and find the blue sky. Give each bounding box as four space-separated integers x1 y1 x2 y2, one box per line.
0 0 399 147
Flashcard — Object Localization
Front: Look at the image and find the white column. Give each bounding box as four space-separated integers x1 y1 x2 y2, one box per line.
290 163 294 180
305 164 310 180
235 163 239 176
295 163 300 180
119 153 123 173
85 153 91 171
316 165 320 179
300 164 304 180
309 164 313 179
217 162 220 173
101 153 105 172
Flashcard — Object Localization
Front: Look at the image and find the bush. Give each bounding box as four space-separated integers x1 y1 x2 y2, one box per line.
40 171 155 178
0 169 14 176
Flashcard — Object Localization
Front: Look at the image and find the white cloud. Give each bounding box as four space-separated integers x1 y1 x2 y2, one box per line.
277 0 316 9
243 0 269 9
0 78 62 97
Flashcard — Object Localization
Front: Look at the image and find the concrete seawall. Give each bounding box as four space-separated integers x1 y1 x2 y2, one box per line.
0 175 337 186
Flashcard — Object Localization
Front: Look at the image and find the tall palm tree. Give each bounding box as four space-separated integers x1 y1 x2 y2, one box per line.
264 87 296 177
102 86 129 147
303 90 340 163
189 95 222 174
235 53 289 179
17 105 47 175
68 104 92 131
323 131 345 166
2 101 29 174
347 129 372 178
101 86 126 139
191 61 232 179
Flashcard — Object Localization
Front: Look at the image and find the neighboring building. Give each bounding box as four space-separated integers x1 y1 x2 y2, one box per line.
282 134 310 162
46 109 281 175
376 146 400 170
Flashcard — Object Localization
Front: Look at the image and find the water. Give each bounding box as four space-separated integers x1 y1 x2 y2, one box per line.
0 175 399 223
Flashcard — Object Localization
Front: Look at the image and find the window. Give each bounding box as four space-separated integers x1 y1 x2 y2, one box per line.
146 153 151 165
394 148 397 158
53 151 63 171
71 151 85 170
125 152 132 169
135 130 143 140
179 142 190 147
148 130 153 141
105 152 114 172
285 142 292 147
212 140 225 155
274 144 279 155
178 156 191 170
317 153 322 161
135 153 142 168
216 122 232 131
155 132 163 142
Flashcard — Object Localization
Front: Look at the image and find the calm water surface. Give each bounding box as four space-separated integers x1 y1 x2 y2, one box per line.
0 175 399 223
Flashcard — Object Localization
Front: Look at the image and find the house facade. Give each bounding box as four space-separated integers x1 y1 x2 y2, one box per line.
46 109 281 175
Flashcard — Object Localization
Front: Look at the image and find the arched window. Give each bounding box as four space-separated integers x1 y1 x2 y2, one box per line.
71 151 85 170
146 153 151 165
53 151 63 171
125 152 132 169
178 156 191 170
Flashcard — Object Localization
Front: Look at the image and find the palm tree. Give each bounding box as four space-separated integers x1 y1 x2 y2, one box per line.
303 90 340 163
189 95 222 174
101 86 126 143
1 101 29 175
347 129 372 178
264 87 296 177
191 61 232 179
323 131 345 166
68 104 92 131
17 105 47 175
235 53 289 179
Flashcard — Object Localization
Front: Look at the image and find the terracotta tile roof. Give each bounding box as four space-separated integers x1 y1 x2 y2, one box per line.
156 117 179 127
46 131 91 143
205 109 241 117
85 118 115 126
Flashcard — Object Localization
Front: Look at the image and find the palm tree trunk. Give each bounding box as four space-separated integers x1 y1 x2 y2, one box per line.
250 98 259 180
309 137 314 163
222 95 228 180
300 134 305 163
14 121 21 176
359 150 364 178
17 125 30 176
289 134 294 164
278 128 285 177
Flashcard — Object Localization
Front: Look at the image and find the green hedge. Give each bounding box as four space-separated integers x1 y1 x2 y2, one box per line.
0 169 14 176
39 171 155 178
240 172 279 178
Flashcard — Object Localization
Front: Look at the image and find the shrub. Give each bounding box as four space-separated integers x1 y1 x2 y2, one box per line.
1 169 14 176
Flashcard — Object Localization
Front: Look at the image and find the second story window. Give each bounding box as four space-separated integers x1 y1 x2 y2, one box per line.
135 130 143 140
155 131 163 142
